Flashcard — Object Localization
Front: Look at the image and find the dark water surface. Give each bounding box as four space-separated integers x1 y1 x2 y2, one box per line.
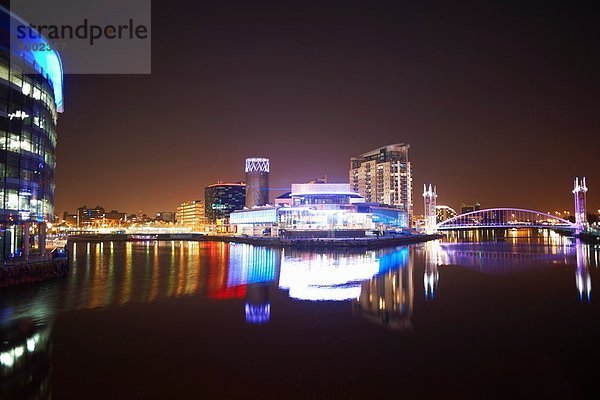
1 236 599 399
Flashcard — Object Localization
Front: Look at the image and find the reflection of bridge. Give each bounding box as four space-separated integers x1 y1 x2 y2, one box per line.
437 208 574 231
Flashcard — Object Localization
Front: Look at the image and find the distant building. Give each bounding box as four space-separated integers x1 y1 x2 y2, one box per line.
62 212 77 227
436 205 457 223
350 143 413 222
104 210 127 225
155 211 175 223
76 206 105 227
460 202 481 214
204 182 246 224
245 158 270 208
176 201 205 231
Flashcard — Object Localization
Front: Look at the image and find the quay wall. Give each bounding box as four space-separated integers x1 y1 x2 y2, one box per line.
68 233 440 249
0 258 69 288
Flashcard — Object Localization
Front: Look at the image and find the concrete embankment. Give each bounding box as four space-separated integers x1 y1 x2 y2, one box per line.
67 233 440 249
0 257 69 288
211 234 440 248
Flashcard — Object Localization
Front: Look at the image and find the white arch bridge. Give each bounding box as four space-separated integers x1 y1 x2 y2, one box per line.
436 208 575 231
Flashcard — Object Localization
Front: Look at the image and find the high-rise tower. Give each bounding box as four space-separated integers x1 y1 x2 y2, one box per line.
573 177 588 233
423 184 437 234
349 144 413 222
245 158 270 208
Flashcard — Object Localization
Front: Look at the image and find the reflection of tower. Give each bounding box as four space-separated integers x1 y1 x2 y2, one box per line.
245 158 270 208
424 240 446 300
573 177 588 233
423 184 437 234
245 284 271 324
225 244 279 324
352 248 414 330
575 240 591 303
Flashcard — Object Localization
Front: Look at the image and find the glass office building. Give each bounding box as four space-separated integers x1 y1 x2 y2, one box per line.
204 182 246 224
0 7 64 259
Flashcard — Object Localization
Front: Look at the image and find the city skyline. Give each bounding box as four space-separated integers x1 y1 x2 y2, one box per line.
2 2 599 398
53 0 598 215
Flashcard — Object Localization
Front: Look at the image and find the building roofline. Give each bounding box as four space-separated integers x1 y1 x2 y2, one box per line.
359 143 410 158
206 182 246 188
1 5 64 112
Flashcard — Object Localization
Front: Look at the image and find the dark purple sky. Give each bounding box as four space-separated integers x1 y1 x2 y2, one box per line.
55 0 600 215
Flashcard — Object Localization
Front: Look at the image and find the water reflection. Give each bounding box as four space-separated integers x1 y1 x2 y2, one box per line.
576 240 591 303
0 319 52 399
0 238 598 396
1 239 597 325
422 241 447 300
352 257 414 330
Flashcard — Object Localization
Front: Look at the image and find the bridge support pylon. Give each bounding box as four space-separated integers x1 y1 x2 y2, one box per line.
573 177 588 234
423 184 437 234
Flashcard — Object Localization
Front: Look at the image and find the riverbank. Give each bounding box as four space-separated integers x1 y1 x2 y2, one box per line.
0 257 69 288
68 233 440 249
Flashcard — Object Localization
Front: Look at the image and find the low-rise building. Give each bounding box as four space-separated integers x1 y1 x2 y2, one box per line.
176 201 205 231
230 182 409 237
155 211 175 223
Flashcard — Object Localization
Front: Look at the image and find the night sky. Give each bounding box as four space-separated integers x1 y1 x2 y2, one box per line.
54 0 599 215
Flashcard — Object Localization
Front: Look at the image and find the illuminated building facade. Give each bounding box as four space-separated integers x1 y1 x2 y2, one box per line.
0 7 64 259
61 212 77 226
204 182 246 224
230 182 409 236
245 157 270 208
176 200 205 231
349 143 413 222
76 206 105 228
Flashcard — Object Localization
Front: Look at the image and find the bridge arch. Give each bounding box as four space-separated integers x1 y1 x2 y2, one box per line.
436 208 574 230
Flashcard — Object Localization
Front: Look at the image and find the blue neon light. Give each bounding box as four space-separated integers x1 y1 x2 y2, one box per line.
2 6 64 112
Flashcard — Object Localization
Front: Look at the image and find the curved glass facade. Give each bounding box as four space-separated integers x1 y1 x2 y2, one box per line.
204 183 246 224
0 9 62 259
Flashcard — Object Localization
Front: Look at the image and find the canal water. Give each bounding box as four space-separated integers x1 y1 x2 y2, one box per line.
1 235 599 399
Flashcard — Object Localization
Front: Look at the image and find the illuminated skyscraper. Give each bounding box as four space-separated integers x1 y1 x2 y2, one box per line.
0 7 64 259
349 144 413 222
245 157 270 208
